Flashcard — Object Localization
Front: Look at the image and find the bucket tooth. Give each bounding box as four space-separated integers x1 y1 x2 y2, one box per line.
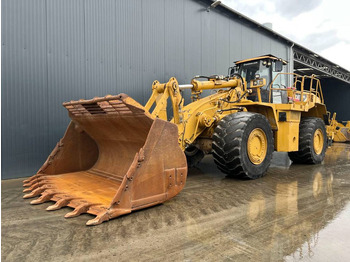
23 187 33 193
46 198 71 211
86 212 109 226
30 192 55 205
64 203 91 218
23 176 48 187
23 178 33 184
23 186 45 199
23 181 36 187
23 182 42 193
23 179 42 187
23 174 42 184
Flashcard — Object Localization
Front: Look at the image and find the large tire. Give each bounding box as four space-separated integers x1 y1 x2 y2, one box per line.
288 118 327 164
185 146 205 168
212 112 274 179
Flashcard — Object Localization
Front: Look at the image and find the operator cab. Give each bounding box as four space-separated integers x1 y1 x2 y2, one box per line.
232 55 288 103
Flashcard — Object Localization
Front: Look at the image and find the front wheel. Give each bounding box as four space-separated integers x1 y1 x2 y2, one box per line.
185 146 205 168
212 112 274 179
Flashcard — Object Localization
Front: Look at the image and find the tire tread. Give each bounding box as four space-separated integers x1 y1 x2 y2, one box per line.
212 112 274 179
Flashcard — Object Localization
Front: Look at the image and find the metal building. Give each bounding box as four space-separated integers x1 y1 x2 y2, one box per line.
2 0 350 179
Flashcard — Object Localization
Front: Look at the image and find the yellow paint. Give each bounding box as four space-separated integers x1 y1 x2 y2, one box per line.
247 128 268 165
275 122 299 152
313 129 324 154
275 111 300 152
235 55 287 65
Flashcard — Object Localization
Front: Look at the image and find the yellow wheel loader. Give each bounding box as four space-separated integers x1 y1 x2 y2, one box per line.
23 55 330 225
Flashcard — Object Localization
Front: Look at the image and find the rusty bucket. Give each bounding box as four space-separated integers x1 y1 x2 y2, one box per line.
23 94 187 225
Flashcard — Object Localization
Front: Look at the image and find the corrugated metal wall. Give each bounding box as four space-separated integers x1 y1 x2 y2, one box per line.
1 0 289 179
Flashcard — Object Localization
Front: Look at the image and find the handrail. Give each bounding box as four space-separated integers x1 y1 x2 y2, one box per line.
268 73 324 104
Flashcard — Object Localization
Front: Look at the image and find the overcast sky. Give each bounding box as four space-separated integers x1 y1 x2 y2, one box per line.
222 0 350 71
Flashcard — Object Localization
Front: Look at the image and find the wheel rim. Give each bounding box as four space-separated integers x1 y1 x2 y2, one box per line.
313 128 324 155
247 128 267 165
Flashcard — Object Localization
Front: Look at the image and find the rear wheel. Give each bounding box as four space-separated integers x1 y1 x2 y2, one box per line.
288 118 327 164
212 112 274 179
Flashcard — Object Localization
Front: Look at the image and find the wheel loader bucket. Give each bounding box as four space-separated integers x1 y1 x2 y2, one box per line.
23 94 187 225
334 126 350 142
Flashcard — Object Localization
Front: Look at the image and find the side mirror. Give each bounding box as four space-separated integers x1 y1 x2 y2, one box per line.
275 61 283 72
